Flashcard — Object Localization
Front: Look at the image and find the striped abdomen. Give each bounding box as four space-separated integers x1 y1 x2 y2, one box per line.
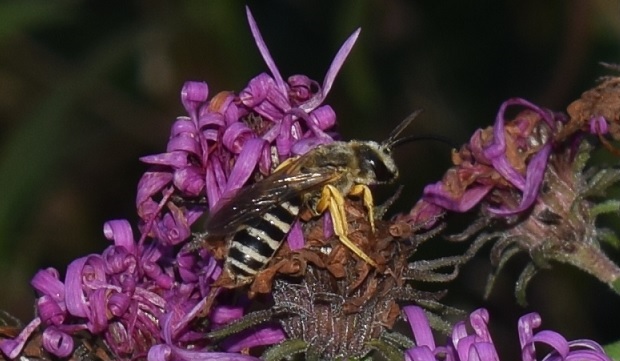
225 199 300 285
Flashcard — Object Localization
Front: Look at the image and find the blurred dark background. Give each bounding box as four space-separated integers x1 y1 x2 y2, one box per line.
1 0 619 357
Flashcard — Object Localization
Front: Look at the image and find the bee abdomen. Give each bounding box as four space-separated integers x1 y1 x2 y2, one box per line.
225 200 300 282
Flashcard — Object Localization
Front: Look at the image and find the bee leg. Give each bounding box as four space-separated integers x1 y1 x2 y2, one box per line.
273 156 299 171
316 185 377 268
349 184 376 232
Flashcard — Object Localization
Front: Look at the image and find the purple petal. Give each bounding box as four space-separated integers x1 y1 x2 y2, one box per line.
239 73 276 107
136 172 174 208
222 138 266 195
173 166 205 196
170 117 197 137
210 306 245 325
469 309 492 342
561 350 613 361
0 318 41 359
181 81 209 117
64 257 91 318
141 151 193 168
288 75 319 103
149 345 262 361
527 330 569 359
223 326 285 352
153 204 192 246
423 182 493 213
246 7 286 94
222 122 255 154
42 327 74 357
36 295 66 325
405 346 436 361
403 306 435 349
488 143 551 215
286 220 305 250
308 105 337 131
468 342 500 361
518 312 542 361
103 219 135 251
589 115 608 135
108 292 131 317
31 268 64 301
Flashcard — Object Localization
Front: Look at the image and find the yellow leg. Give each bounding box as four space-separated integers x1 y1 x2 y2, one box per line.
317 185 377 267
349 184 375 232
273 156 299 171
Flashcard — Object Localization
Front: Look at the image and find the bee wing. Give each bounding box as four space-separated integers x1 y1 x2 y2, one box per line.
203 161 339 236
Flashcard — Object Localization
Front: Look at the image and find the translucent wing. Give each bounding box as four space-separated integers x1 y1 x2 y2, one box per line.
203 158 340 236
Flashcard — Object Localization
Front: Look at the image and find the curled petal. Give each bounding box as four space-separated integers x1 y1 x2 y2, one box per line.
173 166 205 196
198 112 227 133
36 295 66 325
526 330 569 360
136 172 174 210
103 219 135 251
165 135 202 158
308 105 337 131
239 73 278 108
469 309 492 342
288 75 319 103
488 143 551 215
153 204 192 246
223 122 255 153
41 327 74 358
31 268 64 301
170 117 197 137
423 182 493 213
108 292 131 317
0 318 41 359
87 289 110 333
181 81 209 117
64 257 91 318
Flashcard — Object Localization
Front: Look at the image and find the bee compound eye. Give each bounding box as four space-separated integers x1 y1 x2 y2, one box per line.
363 151 394 183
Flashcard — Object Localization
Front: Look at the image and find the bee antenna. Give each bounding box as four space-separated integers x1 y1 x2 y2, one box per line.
390 134 457 149
385 109 424 148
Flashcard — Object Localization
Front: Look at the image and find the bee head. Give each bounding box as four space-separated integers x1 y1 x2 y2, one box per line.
354 142 399 184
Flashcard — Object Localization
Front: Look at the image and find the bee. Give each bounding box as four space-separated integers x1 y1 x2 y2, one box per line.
196 110 423 287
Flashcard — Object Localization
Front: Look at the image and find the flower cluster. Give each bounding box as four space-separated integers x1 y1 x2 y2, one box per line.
136 7 358 248
1 7 362 361
403 95 620 303
403 306 610 361
406 98 565 226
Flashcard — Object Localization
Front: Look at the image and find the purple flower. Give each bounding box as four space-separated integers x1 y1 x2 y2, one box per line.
1 8 362 361
403 98 566 229
137 7 359 249
403 306 610 361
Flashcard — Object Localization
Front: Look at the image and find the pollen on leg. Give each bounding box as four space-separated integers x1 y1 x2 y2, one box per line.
317 185 378 268
349 184 376 232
